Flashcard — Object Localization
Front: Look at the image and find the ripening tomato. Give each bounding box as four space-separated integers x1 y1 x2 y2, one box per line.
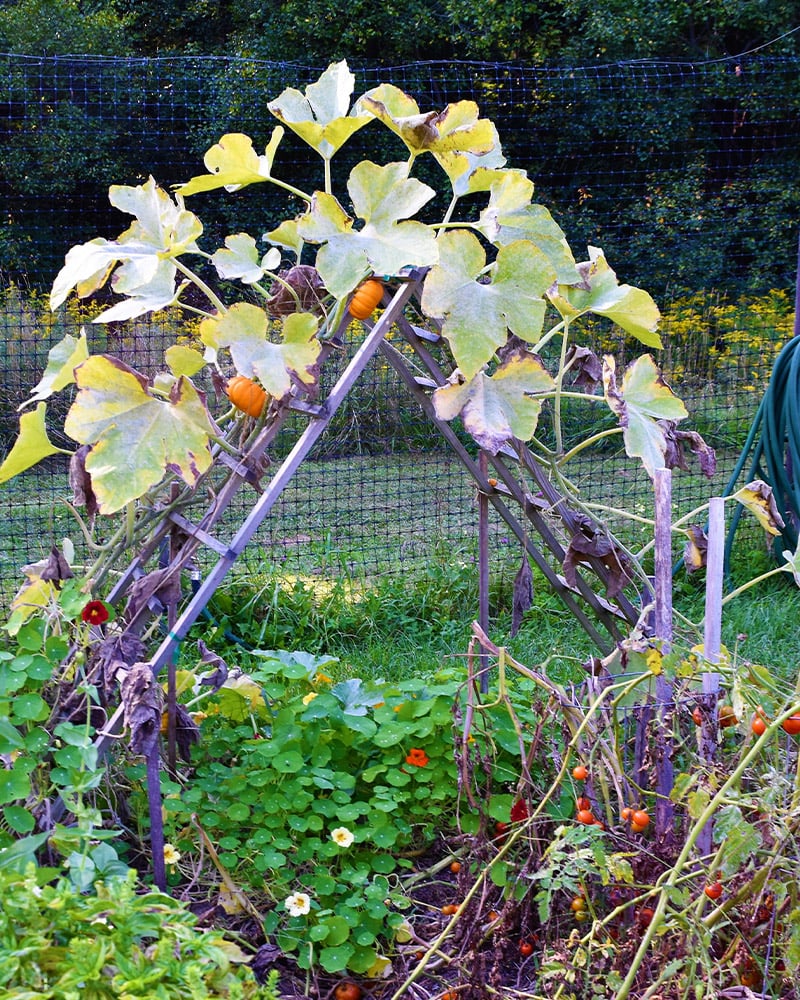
704 881 723 900
576 796 591 812
519 940 534 956
751 714 767 736
570 896 587 912
691 706 704 726
632 809 650 829
719 704 738 728
638 907 655 927
572 764 588 781
576 809 595 825
621 806 633 822
449 860 461 874
334 983 362 1000
441 904 459 915
781 714 800 735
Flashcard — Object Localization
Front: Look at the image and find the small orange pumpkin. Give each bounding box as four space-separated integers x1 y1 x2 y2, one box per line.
226 375 267 418
349 278 384 319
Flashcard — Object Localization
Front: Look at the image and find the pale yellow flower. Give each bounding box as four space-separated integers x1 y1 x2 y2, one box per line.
302 691 319 706
285 892 311 916
331 826 354 848
163 844 181 865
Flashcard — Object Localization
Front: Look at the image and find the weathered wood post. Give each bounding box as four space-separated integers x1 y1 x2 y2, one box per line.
653 468 676 845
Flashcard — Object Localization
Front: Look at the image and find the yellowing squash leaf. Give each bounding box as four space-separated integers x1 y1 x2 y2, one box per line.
25 329 89 404
733 480 785 536
603 354 687 477
200 304 321 400
177 129 285 195
268 61 372 161
63 356 215 513
421 232 555 380
433 350 554 453
0 403 69 484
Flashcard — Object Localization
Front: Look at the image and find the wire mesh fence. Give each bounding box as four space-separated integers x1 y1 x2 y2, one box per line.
1 53 799 609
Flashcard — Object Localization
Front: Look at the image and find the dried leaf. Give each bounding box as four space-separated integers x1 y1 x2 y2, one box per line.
660 421 717 478
565 344 602 393
266 265 327 317
511 555 533 637
733 480 785 536
198 640 229 691
39 545 74 584
683 525 708 573
121 662 162 756
68 445 99 517
124 567 182 620
563 516 633 599
95 633 147 701
173 703 201 761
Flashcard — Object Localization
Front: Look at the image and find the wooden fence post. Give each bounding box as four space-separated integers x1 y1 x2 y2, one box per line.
653 468 676 845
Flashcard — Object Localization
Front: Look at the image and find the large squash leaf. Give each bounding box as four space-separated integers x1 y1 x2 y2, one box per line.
200 304 321 400
433 350 554 453
268 61 372 161
358 84 496 160
421 232 555 380
176 129 285 196
548 247 662 348
603 355 687 477
50 178 203 322
63 356 215 513
297 161 438 298
476 171 579 284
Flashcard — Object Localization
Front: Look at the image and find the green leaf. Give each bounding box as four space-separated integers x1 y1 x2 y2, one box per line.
177 129 285 195
200 305 321 401
603 354 687 477
63 355 215 513
476 170 579 283
268 61 372 161
25 330 90 404
434 350 554 454
3 805 35 834
0 403 67 484
318 943 355 973
359 85 496 159
297 161 438 298
421 232 554 379
0 720 24 755
548 247 662 347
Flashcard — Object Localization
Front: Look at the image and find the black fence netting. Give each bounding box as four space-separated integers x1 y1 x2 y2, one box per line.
1 53 799 607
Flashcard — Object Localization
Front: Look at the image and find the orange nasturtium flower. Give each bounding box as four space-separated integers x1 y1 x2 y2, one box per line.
81 600 109 625
405 748 430 767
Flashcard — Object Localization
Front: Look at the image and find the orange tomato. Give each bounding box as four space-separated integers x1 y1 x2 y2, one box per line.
751 714 767 736
572 764 588 781
719 704 738 728
781 714 800 735
632 809 650 829
576 809 595 825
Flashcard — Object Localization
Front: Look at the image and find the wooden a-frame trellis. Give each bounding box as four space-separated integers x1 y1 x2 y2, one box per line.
93 268 646 767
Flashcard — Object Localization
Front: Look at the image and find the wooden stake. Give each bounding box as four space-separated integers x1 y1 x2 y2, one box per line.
653 468 675 844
